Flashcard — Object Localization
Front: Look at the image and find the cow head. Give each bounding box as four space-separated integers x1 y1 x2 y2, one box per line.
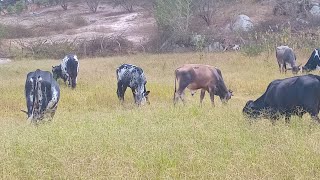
134 84 150 106
243 100 262 118
52 65 62 81
220 89 233 104
288 64 302 74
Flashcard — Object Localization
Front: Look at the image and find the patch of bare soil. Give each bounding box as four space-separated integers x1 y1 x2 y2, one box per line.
1 2 156 46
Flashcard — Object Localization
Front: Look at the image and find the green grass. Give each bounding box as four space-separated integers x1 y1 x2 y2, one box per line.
1 52 320 179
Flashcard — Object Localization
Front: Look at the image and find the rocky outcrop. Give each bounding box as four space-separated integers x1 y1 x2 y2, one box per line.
232 15 253 32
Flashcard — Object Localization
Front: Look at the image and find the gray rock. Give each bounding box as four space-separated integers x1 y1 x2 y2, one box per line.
232 14 253 32
310 5 320 17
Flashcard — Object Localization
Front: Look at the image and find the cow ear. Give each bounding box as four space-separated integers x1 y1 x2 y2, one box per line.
145 91 150 96
229 89 233 95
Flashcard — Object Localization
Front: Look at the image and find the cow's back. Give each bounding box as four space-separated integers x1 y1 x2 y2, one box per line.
176 64 218 90
265 75 320 109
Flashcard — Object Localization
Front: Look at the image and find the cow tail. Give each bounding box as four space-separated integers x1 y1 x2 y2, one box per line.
174 69 178 101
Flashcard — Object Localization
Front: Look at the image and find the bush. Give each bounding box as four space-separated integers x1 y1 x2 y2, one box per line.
70 16 89 27
14 0 24 14
86 0 100 13
0 24 34 39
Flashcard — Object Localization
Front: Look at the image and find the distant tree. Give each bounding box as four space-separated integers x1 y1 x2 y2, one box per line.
59 0 67 10
193 0 220 26
86 0 100 13
109 0 137 13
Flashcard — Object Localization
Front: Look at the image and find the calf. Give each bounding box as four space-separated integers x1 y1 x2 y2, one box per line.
243 74 320 124
276 46 300 74
116 64 150 106
174 64 233 106
21 69 60 123
52 54 79 88
302 48 320 72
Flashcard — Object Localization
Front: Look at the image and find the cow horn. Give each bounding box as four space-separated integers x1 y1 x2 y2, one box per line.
20 109 28 114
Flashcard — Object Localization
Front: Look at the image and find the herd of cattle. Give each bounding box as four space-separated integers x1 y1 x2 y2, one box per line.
21 46 320 124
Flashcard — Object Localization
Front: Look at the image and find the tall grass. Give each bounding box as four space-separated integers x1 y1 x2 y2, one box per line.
1 52 320 179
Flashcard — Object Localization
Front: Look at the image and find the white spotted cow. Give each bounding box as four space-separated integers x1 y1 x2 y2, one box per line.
21 69 60 123
52 54 79 89
116 64 150 106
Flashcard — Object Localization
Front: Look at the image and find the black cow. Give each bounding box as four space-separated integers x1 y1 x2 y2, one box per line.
302 48 320 72
52 54 79 88
243 74 320 124
21 69 60 123
116 64 150 106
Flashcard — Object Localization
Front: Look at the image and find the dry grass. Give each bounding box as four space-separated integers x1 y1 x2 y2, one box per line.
1 52 320 179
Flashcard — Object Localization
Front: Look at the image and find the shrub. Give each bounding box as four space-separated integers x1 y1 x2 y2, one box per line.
86 0 100 13
0 23 34 39
70 16 89 27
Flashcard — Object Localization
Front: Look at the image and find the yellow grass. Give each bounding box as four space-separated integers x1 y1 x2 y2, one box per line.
1 52 320 179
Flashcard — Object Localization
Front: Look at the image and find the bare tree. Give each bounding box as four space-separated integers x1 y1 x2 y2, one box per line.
109 0 137 13
60 0 68 10
86 0 100 13
193 0 218 26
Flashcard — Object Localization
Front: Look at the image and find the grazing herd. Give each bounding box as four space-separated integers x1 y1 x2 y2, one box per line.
20 46 320 125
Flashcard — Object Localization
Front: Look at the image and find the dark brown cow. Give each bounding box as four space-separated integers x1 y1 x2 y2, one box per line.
173 64 233 106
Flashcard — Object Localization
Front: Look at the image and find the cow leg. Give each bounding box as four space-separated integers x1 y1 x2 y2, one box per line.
174 88 187 106
285 114 291 124
208 88 215 106
131 88 137 104
200 89 205 106
283 63 287 74
117 82 126 103
278 63 282 73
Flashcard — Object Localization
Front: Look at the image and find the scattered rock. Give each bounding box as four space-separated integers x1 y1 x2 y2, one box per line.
232 14 253 32
0 58 11 64
310 5 320 16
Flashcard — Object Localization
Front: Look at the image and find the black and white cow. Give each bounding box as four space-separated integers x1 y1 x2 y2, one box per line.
52 54 79 89
21 69 60 123
302 48 320 72
116 64 150 105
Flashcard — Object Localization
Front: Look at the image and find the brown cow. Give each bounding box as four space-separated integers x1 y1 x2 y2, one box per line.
174 64 233 106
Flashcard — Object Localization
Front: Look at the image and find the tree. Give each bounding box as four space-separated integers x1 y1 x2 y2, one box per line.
86 0 100 13
193 0 219 26
155 0 193 33
60 0 68 10
110 0 137 13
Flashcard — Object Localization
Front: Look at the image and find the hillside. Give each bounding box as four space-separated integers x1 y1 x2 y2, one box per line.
1 0 320 58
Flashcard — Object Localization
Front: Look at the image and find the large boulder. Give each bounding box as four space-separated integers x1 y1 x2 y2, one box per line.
310 5 320 17
232 15 253 32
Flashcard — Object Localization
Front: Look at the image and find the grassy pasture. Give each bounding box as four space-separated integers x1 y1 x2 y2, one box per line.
1 52 320 179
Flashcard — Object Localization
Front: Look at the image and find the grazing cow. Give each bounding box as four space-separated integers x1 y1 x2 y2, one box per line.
116 64 150 106
52 54 79 88
174 64 233 106
21 69 60 123
302 48 320 72
243 74 320 124
276 46 301 74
